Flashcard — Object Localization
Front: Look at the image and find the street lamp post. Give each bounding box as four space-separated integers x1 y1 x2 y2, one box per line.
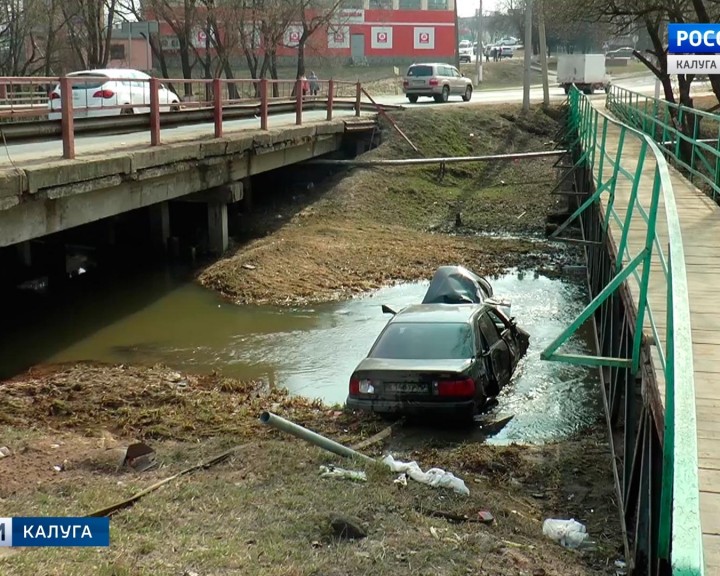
475 0 483 84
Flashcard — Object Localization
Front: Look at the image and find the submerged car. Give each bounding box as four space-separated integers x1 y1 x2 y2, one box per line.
346 266 530 421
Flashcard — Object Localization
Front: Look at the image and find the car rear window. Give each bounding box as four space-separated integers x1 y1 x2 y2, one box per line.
68 72 110 90
369 322 474 360
407 65 433 77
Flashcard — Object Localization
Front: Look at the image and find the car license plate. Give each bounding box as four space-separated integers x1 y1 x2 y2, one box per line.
412 79 425 86
385 383 427 394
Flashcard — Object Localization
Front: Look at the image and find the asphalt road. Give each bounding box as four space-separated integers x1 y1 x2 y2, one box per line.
0 75 707 169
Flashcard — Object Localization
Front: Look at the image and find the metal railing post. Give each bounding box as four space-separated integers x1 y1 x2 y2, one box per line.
260 79 268 130
213 77 223 138
327 79 334 121
149 76 161 146
355 82 361 117
60 76 75 160
295 78 303 125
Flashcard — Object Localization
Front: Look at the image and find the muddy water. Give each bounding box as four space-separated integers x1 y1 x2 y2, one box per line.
0 267 601 443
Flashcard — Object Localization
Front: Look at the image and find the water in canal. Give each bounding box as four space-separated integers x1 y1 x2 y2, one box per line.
0 267 602 444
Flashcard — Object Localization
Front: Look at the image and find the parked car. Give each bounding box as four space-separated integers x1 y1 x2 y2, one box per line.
402 63 473 104
48 68 181 120
346 266 530 422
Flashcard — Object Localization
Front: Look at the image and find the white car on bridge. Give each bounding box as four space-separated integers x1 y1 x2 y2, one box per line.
48 68 181 120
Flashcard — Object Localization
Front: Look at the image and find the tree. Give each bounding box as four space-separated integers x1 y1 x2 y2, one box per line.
289 0 346 80
61 0 119 70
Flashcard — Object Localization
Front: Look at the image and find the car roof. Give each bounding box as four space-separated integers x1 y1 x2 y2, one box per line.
388 303 486 325
67 68 146 78
408 63 456 67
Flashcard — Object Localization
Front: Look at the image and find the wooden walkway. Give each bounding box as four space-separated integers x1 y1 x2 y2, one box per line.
591 102 720 573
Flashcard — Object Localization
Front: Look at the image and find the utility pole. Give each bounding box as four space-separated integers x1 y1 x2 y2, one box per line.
537 0 549 106
475 0 483 84
522 0 532 112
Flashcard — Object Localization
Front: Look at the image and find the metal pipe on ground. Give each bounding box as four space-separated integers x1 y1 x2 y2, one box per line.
307 149 567 167
259 411 376 464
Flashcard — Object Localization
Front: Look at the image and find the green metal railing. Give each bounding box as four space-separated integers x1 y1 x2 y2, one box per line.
541 88 703 574
607 84 720 201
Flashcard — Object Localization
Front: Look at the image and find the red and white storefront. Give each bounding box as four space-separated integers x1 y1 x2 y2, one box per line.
278 4 458 61
152 1 457 63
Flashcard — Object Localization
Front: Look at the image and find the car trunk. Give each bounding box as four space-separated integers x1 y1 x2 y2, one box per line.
351 357 475 399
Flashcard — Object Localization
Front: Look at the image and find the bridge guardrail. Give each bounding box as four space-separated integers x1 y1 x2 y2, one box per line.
606 84 720 202
0 75 370 160
542 87 703 574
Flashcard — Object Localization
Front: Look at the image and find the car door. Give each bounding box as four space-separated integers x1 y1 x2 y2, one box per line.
486 308 520 371
477 311 512 386
451 66 463 94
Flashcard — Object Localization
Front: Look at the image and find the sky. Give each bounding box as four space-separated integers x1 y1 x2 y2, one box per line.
457 0 500 18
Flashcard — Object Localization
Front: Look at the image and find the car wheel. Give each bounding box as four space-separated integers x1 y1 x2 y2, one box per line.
120 105 134 115
170 101 180 111
408 95 418 103
441 85 450 103
433 94 443 103
462 86 472 102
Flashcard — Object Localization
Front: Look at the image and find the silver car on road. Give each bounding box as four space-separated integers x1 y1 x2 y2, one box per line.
402 63 474 104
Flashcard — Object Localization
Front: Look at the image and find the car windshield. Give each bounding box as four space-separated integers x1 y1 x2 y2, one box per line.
369 322 474 360
68 72 109 90
407 65 433 77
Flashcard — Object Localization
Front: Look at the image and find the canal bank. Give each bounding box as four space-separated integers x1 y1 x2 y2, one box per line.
0 103 622 575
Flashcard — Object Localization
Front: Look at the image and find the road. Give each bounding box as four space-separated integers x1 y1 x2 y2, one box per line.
0 75 710 169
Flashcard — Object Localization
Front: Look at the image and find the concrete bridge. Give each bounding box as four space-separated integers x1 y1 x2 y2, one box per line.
0 95 379 257
543 85 719 575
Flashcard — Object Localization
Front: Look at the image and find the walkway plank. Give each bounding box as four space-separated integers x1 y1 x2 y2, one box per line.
591 102 719 573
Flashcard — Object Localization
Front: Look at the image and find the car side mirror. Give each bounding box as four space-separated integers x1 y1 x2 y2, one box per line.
381 304 397 316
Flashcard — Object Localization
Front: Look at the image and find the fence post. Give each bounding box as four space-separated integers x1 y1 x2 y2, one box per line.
355 82 361 117
295 78 303 125
213 77 223 138
59 76 75 160
260 79 268 130
327 79 334 121
149 77 161 146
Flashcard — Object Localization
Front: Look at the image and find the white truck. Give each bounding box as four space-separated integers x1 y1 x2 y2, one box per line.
557 54 611 95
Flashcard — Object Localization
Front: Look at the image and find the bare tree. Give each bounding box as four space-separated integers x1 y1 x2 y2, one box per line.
61 0 119 70
289 0 347 80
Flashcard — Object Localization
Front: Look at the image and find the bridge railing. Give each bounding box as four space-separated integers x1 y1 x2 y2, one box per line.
0 75 368 159
546 88 703 574
606 84 720 202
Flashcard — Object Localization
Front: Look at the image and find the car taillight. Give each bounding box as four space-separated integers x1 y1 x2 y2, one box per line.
349 378 359 395
437 378 475 397
49 93 60 100
429 78 439 86
93 89 114 99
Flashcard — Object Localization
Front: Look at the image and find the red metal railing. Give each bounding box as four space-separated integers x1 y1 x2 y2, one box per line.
0 75 365 160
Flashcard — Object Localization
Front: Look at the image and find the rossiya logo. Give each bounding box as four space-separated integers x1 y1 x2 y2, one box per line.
668 23 720 74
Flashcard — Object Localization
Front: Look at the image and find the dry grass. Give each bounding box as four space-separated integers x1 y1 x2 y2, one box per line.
199 104 570 306
0 364 621 576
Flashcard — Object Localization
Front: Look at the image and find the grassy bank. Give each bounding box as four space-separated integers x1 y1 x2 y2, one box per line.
0 363 621 576
199 103 571 306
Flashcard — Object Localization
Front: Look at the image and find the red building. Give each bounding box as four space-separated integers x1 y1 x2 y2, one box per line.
151 0 457 65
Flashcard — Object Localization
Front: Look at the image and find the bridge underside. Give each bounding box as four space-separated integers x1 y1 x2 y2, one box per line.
0 118 378 249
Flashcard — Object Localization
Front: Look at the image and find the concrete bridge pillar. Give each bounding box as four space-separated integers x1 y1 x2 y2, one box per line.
16 241 32 268
149 202 171 254
207 202 229 255
241 177 253 213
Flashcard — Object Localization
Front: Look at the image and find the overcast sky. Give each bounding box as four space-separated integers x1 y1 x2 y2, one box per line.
456 0 500 17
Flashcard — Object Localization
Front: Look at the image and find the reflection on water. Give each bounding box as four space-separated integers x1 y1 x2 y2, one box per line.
0 268 601 444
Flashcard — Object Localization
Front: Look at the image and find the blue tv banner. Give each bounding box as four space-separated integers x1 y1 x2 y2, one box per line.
668 23 720 54
0 517 110 547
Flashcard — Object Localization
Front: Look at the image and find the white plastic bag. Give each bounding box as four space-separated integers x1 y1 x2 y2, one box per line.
542 518 589 549
381 454 470 496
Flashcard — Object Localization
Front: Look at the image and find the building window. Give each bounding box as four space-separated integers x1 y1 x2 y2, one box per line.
369 0 392 7
399 0 421 8
110 44 125 59
428 0 448 9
